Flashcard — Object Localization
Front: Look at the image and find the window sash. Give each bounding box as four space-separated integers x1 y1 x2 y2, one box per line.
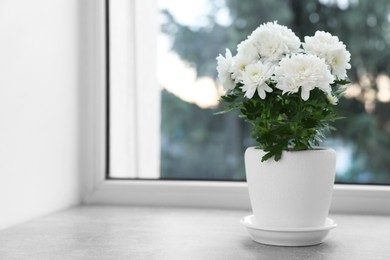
82 0 390 214
107 0 160 179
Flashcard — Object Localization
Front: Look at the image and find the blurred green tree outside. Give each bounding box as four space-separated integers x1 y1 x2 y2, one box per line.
160 0 390 183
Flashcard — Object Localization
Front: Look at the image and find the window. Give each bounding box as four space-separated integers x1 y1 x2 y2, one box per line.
83 0 390 213
107 0 390 184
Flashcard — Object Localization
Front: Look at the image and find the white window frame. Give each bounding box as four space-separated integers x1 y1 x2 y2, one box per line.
82 0 390 215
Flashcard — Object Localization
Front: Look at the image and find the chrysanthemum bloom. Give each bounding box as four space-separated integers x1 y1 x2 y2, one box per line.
273 54 335 101
303 31 351 79
327 95 339 105
231 53 256 83
248 21 301 62
241 61 273 99
237 39 259 58
216 48 235 92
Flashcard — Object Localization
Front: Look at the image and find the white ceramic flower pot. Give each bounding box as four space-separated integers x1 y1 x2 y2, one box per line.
245 147 336 229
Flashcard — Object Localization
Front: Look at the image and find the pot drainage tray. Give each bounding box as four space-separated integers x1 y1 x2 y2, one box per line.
240 215 337 247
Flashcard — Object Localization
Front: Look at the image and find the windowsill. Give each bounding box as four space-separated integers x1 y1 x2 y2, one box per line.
1 206 389 259
84 180 390 215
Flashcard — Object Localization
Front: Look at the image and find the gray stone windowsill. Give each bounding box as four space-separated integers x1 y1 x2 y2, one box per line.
0 206 389 259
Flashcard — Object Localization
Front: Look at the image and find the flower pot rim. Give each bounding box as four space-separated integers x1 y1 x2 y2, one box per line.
246 147 335 153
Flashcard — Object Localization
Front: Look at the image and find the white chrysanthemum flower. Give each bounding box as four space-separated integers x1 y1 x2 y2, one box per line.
303 31 351 79
230 53 256 83
303 31 340 56
262 21 302 52
237 39 259 58
216 48 235 91
273 54 334 101
241 61 274 99
327 95 338 105
326 48 351 79
249 21 301 62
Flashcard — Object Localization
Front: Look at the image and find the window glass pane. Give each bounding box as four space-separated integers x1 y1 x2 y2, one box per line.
157 0 390 183
108 0 390 184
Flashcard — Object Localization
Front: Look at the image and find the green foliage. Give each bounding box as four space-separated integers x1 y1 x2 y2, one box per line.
220 82 347 161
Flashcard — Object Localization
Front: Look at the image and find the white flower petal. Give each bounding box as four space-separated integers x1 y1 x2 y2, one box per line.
301 90 310 101
242 84 257 99
264 84 273 93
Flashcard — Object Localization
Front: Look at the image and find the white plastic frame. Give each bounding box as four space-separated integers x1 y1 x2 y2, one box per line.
82 0 390 215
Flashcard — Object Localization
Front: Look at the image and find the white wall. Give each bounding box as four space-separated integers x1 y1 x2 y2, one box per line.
0 0 81 229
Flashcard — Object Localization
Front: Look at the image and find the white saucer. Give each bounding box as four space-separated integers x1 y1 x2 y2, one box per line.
240 215 337 247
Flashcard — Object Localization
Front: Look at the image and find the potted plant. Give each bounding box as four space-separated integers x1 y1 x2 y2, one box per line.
216 21 350 246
